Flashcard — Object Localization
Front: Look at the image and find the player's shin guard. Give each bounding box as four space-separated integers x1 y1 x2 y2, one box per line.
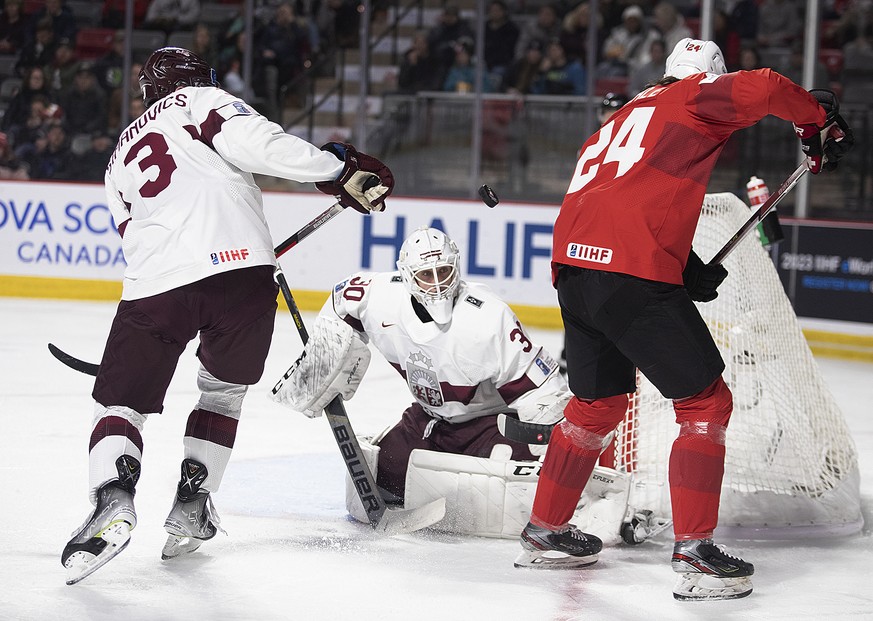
530 394 627 529
182 366 247 493
87 403 147 504
669 377 732 540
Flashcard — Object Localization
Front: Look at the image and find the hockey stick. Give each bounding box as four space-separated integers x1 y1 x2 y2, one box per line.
707 161 809 266
709 121 847 266
274 269 446 535
48 201 350 377
497 414 556 445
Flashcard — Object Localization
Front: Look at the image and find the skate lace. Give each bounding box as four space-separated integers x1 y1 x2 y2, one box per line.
710 542 744 564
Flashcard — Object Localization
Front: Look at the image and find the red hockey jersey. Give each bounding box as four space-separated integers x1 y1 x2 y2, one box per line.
552 69 826 285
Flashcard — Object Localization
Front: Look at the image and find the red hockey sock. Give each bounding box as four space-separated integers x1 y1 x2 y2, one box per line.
530 422 603 530
669 427 726 539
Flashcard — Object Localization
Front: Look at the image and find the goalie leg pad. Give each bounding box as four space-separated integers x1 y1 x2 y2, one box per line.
403 448 635 543
271 314 371 417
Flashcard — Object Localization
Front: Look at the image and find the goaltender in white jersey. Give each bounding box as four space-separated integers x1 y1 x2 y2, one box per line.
273 227 663 545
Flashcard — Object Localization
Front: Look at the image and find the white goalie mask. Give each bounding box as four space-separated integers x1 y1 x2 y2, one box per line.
664 38 727 79
397 227 461 324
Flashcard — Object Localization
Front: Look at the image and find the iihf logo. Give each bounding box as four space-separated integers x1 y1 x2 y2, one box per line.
211 248 251 265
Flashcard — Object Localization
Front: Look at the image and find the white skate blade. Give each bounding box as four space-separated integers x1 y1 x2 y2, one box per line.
513 548 599 569
373 498 446 536
161 534 205 560
673 573 753 601
64 521 132 585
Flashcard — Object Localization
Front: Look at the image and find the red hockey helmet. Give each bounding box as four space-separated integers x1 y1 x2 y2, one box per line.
139 47 218 107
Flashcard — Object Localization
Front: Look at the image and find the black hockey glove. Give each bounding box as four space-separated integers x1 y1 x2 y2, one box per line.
821 114 854 172
682 249 727 303
315 142 395 214
793 89 840 174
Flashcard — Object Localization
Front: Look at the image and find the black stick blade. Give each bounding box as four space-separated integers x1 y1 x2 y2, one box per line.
48 343 99 376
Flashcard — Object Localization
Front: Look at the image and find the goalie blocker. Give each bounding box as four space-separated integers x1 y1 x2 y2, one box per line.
345 436 670 545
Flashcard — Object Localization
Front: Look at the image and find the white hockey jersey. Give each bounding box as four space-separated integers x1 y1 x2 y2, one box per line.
324 271 562 423
105 86 344 300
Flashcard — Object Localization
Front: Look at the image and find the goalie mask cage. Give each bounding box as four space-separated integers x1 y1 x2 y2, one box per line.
603 192 863 539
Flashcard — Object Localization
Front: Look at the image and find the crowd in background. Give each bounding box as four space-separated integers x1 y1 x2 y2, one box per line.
1 0 871 183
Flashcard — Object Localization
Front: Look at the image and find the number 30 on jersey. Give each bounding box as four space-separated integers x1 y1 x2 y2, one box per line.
566 106 655 194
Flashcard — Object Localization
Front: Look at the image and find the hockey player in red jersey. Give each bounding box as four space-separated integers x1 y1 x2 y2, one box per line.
518 38 854 600
61 47 394 585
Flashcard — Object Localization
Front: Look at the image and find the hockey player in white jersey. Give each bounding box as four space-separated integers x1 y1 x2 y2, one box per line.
272 227 612 561
61 47 394 585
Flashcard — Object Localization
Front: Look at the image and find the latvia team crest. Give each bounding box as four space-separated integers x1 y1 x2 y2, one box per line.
406 351 444 407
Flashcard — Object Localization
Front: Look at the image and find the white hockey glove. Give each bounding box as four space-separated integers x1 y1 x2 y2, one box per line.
510 370 570 456
270 314 371 417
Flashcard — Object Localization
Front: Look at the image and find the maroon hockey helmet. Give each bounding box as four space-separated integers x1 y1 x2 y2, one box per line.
139 47 219 107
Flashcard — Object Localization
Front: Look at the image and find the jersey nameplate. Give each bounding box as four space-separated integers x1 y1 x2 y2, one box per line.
464 295 483 308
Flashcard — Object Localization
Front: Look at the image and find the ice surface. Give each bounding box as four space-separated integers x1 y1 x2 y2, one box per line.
0 298 870 620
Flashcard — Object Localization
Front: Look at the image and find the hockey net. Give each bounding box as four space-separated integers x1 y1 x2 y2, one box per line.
602 192 863 539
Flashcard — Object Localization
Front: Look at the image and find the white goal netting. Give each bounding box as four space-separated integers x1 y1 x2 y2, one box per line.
603 192 863 539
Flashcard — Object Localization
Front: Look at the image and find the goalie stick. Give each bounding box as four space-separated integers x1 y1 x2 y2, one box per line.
48 201 350 377
274 269 445 535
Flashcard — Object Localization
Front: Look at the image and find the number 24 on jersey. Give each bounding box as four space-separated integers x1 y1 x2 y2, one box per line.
566 106 655 195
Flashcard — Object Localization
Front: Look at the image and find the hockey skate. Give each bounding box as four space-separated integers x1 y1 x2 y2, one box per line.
162 459 224 560
62 456 140 585
514 521 602 569
671 538 754 601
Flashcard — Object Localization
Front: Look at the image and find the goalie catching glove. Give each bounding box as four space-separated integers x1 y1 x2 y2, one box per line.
270 314 371 417
315 142 395 214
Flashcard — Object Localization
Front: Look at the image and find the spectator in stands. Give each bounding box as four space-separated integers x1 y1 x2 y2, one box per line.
515 4 561 61
728 0 758 49
107 61 143 133
427 5 474 75
560 1 604 64
16 18 57 76
255 1 312 117
143 0 201 34
23 120 72 179
484 1 519 78
190 23 218 68
628 38 666 96
62 63 108 136
28 0 77 48
0 0 27 56
841 23 873 104
66 129 115 182
128 94 145 119
503 39 544 94
737 45 761 72
323 0 360 49
8 93 58 148
93 30 126 95
43 37 78 99
398 30 443 93
599 4 659 77
102 0 150 29
1 65 53 132
756 0 802 49
0 131 29 179
652 2 691 54
782 41 829 87
442 38 477 92
532 39 586 95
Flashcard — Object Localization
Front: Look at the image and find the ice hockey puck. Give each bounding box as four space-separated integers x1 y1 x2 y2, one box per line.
478 184 499 208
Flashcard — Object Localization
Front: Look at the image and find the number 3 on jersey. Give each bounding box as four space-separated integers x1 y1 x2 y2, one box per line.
566 106 655 194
